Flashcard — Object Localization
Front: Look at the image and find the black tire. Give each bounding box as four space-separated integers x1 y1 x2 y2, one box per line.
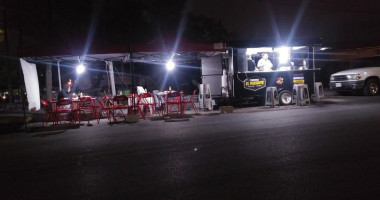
278 90 293 105
363 79 379 96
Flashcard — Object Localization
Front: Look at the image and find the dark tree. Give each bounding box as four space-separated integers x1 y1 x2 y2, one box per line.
184 13 231 42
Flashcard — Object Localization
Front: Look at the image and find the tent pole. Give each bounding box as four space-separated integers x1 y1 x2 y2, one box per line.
313 46 316 92
57 61 62 91
129 44 135 114
46 63 53 100
109 62 116 96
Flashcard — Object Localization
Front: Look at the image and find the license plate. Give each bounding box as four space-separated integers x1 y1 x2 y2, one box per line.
336 83 342 87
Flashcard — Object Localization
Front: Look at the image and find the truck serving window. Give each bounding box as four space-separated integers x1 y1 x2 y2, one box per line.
237 47 310 73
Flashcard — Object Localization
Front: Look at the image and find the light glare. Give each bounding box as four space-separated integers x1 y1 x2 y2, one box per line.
166 60 175 71
76 64 85 74
276 47 290 64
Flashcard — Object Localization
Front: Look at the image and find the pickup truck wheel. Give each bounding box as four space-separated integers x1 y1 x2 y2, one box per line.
279 90 293 105
364 79 379 96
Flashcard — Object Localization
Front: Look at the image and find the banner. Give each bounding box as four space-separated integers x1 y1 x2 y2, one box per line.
20 59 40 111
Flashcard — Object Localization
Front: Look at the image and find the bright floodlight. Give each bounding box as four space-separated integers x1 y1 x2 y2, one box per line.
278 47 290 64
76 64 85 74
166 60 175 71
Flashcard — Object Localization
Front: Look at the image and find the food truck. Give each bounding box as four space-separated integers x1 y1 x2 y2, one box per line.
200 42 327 107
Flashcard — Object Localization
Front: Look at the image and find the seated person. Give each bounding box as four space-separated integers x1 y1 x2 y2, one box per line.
257 53 273 71
57 79 74 100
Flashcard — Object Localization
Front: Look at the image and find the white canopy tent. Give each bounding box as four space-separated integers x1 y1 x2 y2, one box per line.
20 39 226 110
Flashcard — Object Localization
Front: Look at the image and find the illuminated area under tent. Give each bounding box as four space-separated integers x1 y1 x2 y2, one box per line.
21 48 225 108
25 52 220 94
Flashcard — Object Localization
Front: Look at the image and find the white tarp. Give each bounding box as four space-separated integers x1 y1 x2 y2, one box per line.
20 58 41 111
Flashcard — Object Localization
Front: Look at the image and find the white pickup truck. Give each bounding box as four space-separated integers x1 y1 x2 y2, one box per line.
329 67 380 95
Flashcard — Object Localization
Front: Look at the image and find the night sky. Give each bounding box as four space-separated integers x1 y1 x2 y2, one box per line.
3 0 380 54
189 0 380 46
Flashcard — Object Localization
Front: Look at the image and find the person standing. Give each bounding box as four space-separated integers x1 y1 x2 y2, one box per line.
257 53 273 71
299 59 308 70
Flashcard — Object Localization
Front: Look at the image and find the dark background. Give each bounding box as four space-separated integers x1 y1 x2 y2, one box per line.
1 0 380 97
3 0 380 55
190 0 380 47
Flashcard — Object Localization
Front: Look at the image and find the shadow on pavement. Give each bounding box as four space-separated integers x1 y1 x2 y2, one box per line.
27 124 81 137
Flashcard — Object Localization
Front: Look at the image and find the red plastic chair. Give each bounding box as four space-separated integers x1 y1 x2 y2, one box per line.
99 95 114 123
41 99 57 126
128 93 145 119
78 96 97 120
71 97 91 125
182 90 199 115
165 91 183 115
111 95 129 122
138 93 156 118
55 98 73 124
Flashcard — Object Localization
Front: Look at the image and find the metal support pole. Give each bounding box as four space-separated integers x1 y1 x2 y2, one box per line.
230 48 235 98
46 63 52 100
129 44 135 114
57 61 62 91
312 46 316 92
109 62 116 96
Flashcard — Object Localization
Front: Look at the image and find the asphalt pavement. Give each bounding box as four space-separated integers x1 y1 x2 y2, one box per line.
1 91 380 199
